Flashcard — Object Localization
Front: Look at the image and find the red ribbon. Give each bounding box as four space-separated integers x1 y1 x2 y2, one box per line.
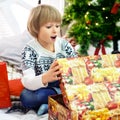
94 39 106 55
111 3 120 14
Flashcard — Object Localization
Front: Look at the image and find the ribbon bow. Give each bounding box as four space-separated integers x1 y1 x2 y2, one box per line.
94 39 106 55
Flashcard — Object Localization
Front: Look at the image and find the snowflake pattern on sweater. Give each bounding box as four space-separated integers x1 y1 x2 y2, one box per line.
21 37 77 76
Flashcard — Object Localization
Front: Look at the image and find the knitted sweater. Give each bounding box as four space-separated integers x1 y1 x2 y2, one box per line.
21 37 77 90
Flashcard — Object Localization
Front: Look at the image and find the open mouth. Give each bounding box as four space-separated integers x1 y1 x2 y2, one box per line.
51 36 57 41
51 36 57 39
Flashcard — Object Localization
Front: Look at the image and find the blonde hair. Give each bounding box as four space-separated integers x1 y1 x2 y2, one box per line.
27 4 62 38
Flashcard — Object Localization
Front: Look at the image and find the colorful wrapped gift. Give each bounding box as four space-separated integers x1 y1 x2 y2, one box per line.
0 62 11 108
56 54 120 120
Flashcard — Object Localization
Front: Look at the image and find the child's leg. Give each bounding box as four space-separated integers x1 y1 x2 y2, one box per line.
37 104 48 115
20 87 57 109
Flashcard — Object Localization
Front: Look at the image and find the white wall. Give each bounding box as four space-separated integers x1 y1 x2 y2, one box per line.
0 0 64 38
41 0 64 16
0 0 37 38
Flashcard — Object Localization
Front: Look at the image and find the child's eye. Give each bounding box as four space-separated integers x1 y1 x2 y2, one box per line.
46 26 51 29
56 25 60 28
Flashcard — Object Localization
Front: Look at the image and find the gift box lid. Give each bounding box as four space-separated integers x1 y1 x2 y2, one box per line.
57 54 120 118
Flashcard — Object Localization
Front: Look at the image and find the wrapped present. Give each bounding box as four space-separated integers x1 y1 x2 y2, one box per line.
56 54 120 120
0 62 11 108
48 94 78 120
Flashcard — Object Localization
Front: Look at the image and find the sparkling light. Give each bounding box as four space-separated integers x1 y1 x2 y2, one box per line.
102 7 105 10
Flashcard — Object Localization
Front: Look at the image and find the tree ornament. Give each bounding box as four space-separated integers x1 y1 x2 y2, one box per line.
86 20 91 25
111 1 120 14
107 35 113 40
116 20 120 27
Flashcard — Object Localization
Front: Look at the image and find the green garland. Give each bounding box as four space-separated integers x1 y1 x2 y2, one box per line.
62 0 120 55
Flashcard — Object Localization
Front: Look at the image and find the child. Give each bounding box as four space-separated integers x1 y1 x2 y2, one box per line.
20 4 77 115
63 34 80 56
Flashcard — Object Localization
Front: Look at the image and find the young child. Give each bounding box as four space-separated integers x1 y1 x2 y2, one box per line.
20 4 77 115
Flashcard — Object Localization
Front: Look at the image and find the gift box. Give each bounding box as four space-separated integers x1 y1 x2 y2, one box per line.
0 62 11 108
48 94 120 120
48 54 120 120
48 94 78 120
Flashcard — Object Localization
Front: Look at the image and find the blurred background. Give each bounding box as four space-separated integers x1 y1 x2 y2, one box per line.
0 0 65 38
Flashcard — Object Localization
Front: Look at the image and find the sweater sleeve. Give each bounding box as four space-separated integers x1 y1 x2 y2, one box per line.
21 45 47 90
21 68 47 90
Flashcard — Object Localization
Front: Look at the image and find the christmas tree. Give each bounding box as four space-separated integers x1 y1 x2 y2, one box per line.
62 0 120 55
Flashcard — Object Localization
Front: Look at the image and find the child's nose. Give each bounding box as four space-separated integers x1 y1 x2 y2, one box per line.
52 26 57 33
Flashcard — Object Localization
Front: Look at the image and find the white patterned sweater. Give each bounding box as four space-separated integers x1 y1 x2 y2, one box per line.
21 37 77 90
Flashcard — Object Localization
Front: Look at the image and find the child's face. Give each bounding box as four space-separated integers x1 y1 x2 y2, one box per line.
38 22 61 44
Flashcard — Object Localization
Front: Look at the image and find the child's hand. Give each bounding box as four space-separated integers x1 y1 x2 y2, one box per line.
42 60 62 85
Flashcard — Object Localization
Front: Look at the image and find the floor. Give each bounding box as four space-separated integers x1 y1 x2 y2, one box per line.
0 109 48 120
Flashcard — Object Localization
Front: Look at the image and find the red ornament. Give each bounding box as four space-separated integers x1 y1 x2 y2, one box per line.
86 20 91 25
107 35 113 40
111 2 120 14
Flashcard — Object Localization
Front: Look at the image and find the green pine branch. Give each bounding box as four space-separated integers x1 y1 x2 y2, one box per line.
62 0 120 55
